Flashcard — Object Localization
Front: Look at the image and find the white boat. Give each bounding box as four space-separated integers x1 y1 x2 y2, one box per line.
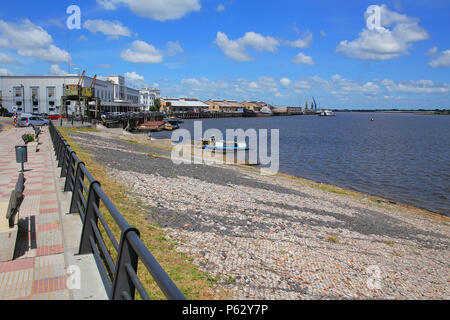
202 138 249 152
319 110 336 117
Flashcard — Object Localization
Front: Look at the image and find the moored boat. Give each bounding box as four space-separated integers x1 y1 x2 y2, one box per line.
243 107 273 117
201 138 249 152
319 110 336 117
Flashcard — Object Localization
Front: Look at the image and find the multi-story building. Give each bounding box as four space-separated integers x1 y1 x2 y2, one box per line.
139 88 161 111
204 99 245 113
160 97 209 113
0 74 142 115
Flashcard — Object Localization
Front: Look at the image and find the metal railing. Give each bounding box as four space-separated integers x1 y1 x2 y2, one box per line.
48 121 185 300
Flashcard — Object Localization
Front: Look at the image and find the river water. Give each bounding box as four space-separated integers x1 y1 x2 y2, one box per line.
153 112 450 216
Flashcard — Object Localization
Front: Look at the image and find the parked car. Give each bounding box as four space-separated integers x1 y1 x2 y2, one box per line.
18 115 49 127
48 114 66 120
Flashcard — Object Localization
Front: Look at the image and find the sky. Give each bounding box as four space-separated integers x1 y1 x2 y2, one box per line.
0 0 449 109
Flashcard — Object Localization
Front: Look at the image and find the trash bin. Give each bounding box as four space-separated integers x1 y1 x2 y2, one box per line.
15 145 28 164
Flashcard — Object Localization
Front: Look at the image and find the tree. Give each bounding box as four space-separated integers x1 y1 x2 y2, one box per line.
154 98 161 111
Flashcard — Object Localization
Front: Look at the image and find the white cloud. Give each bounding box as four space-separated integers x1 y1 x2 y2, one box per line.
292 52 314 65
0 68 13 76
285 30 313 48
18 45 71 64
49 64 68 76
426 46 438 56
166 40 184 56
379 78 450 93
336 5 429 61
98 64 112 69
0 19 70 64
215 31 280 61
428 49 450 68
83 20 131 39
0 52 15 64
159 75 450 107
78 35 89 42
97 0 201 22
97 0 117 10
217 4 225 12
121 40 164 63
320 30 327 38
280 78 291 88
124 71 148 88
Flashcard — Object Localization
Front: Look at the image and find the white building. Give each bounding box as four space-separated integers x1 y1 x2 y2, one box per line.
161 98 210 113
139 88 161 111
0 74 141 114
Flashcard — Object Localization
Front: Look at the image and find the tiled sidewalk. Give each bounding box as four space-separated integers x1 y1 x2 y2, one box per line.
0 126 70 300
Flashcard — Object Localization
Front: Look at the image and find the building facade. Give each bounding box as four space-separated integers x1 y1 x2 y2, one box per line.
205 99 245 113
0 74 142 115
160 98 209 113
139 88 161 111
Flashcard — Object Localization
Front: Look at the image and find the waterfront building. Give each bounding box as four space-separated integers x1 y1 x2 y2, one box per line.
160 97 209 113
242 101 275 112
0 74 142 115
205 99 245 113
140 88 161 111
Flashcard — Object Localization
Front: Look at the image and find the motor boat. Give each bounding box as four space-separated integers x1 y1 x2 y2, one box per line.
319 110 336 117
202 137 249 152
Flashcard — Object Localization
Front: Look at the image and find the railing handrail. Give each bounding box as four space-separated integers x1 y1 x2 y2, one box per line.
48 121 186 300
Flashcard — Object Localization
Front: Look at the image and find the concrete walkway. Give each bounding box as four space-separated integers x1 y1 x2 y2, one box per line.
0 124 107 300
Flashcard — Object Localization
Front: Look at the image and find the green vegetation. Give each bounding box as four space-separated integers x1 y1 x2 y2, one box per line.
154 98 161 111
327 236 340 243
382 240 395 247
22 133 35 143
432 109 450 115
317 184 347 195
58 127 228 300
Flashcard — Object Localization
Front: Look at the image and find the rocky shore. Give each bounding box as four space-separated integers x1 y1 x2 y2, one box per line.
68 130 449 300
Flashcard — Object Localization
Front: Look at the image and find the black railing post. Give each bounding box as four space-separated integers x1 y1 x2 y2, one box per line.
57 141 66 167
60 147 69 177
64 151 76 191
69 162 85 213
79 181 101 254
111 228 140 300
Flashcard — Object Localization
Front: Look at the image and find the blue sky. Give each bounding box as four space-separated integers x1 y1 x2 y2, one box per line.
1 0 449 109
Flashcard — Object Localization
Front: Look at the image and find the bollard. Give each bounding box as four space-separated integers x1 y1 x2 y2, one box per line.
15 145 28 172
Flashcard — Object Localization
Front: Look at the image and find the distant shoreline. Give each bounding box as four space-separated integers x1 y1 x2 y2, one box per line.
333 110 450 115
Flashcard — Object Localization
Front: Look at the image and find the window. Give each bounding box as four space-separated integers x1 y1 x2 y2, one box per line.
31 87 39 100
14 87 23 97
47 87 56 98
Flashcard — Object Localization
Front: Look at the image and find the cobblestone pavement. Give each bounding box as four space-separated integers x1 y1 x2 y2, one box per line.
0 126 70 300
71 131 450 300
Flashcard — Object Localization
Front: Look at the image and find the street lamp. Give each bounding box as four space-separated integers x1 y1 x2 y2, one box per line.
20 84 25 113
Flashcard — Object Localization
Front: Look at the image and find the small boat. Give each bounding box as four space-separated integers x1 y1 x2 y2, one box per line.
166 119 181 130
137 120 167 132
202 138 249 152
165 116 184 123
319 110 336 117
243 107 273 117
